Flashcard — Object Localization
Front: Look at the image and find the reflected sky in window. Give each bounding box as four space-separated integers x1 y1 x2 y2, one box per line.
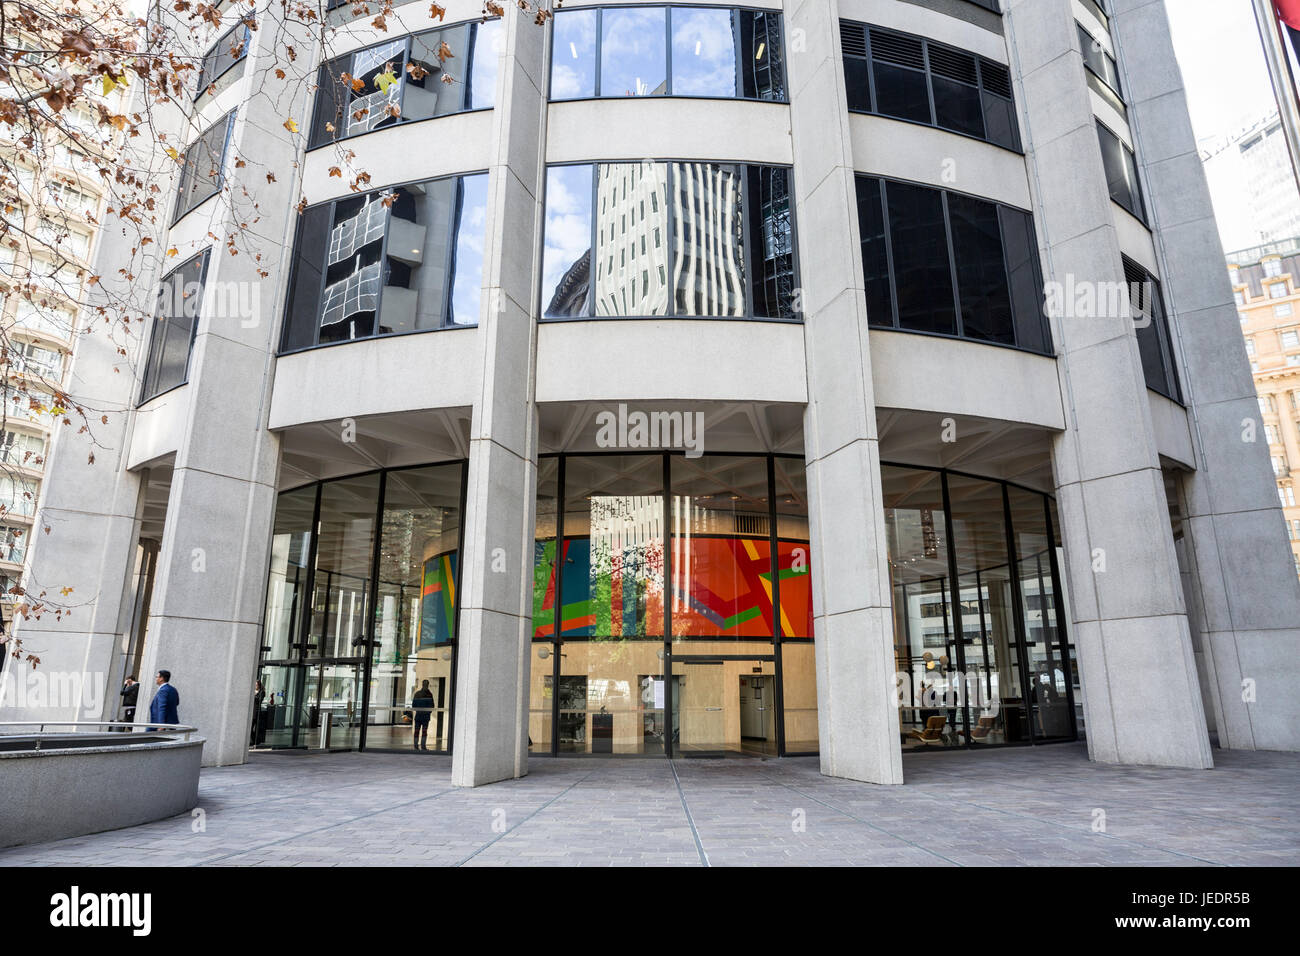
469 20 503 108
450 173 489 325
552 9 596 98
671 7 737 96
601 7 667 96
542 164 593 317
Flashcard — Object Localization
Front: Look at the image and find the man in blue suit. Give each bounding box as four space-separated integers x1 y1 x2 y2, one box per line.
148 669 179 728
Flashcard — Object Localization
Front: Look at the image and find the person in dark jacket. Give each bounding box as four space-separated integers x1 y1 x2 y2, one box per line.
118 676 139 730
411 679 435 751
148 670 179 728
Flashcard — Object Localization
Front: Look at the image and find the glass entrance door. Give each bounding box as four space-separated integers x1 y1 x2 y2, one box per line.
670 656 776 756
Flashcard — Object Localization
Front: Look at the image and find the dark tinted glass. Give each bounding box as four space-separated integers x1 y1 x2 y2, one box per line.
980 89 1019 150
999 205 1048 353
1098 123 1144 219
886 181 956 335
174 112 232 220
282 204 331 352
932 75 984 138
141 250 209 402
196 23 249 96
856 176 893 327
844 56 872 111
948 193 1013 344
873 61 931 123
748 165 797 319
740 10 786 101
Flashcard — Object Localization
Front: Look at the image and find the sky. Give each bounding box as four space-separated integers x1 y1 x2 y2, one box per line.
1166 0 1281 146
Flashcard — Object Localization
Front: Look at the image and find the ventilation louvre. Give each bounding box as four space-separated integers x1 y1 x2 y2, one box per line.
980 59 1012 97
869 29 925 69
840 20 867 58
928 45 978 85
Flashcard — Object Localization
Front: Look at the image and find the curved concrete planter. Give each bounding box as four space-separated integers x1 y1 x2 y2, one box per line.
0 735 204 848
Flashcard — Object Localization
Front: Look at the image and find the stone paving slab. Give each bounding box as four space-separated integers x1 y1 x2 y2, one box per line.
3 743 1298 866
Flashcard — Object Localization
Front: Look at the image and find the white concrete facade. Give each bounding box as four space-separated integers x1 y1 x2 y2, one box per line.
7 0 1299 784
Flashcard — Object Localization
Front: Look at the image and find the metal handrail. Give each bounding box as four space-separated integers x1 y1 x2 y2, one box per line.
0 721 199 751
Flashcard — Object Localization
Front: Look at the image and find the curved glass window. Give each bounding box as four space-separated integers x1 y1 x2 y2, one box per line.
257 462 466 752
280 172 489 352
840 20 1020 152
530 452 813 757
173 111 235 221
856 174 1051 353
1097 121 1145 221
883 465 1076 751
541 161 798 320
139 248 211 403
549 6 786 102
195 21 250 101
308 19 501 149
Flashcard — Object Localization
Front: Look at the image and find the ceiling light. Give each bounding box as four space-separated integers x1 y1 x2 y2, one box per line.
570 42 578 59
755 42 765 60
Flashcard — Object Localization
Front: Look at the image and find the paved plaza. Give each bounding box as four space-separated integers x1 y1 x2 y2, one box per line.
4 744 1298 866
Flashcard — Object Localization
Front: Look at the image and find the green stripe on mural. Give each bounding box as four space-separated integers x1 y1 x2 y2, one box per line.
721 606 762 630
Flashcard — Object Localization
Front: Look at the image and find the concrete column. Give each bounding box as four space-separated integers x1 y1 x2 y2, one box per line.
1111 0 1300 752
784 0 903 785
1004 0 1212 768
450 11 546 787
133 15 312 766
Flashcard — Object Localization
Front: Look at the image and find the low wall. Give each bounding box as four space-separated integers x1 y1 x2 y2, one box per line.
0 735 204 848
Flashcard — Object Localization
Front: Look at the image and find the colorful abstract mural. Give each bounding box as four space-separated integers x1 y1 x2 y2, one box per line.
533 536 813 639
418 551 457 646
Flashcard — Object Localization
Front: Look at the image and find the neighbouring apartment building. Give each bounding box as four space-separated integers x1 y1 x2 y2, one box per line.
3 0 1299 788
1229 238 1300 582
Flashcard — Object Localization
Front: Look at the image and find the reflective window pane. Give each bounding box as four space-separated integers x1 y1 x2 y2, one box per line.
947 474 1024 746
883 467 965 749
670 642 774 755
365 464 463 751
671 7 738 97
174 112 233 219
672 162 745 317
780 642 818 751
748 165 797 319
560 640 665 753
601 7 667 97
561 455 665 639
1008 486 1073 741
551 8 597 99
670 456 772 640
282 173 487 350
408 24 470 119
740 10 785 101
449 173 489 325
141 249 209 402
262 486 316 662
311 474 379 659
775 457 813 638
541 164 593 317
872 62 931 124
469 20 502 109
597 162 670 316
